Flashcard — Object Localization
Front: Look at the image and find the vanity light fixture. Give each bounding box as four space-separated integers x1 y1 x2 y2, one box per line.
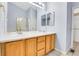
28 2 45 9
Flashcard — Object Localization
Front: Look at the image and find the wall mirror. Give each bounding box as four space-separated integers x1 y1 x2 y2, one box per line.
7 2 37 32
41 15 46 26
41 11 55 26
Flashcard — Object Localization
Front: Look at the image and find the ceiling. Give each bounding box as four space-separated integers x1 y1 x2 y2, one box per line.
12 2 37 11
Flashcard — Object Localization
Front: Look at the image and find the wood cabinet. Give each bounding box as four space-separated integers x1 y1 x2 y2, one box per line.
51 34 55 50
46 35 51 54
37 36 45 56
46 34 55 54
25 38 36 56
37 48 45 56
0 44 2 56
5 40 25 56
0 34 56 56
0 43 5 56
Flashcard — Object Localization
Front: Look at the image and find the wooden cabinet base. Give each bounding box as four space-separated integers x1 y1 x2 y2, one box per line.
0 34 56 56
46 35 51 54
37 48 45 56
5 40 25 56
37 36 45 56
45 49 54 55
0 43 5 56
25 38 36 56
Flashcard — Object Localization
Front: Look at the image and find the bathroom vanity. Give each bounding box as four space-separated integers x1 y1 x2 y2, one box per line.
0 31 56 56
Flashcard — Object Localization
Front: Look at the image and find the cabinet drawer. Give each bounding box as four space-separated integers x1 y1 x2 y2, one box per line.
37 36 45 42
37 41 45 50
37 48 45 56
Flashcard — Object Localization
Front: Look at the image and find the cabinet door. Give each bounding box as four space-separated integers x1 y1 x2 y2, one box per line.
25 38 36 56
5 40 25 56
0 43 5 56
46 35 51 54
0 44 1 56
51 35 55 50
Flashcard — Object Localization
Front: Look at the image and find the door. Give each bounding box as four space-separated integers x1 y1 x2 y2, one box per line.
25 38 36 56
5 40 25 56
51 34 55 50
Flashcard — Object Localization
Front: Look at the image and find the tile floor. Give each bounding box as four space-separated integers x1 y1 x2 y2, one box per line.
47 42 79 56
67 42 79 56
47 50 62 56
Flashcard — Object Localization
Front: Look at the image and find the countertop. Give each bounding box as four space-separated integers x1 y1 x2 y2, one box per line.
0 31 55 43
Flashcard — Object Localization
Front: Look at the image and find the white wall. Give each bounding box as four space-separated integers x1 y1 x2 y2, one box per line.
66 2 72 51
55 3 67 52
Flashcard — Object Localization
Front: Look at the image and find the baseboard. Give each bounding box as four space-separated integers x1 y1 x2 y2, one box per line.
55 48 70 55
